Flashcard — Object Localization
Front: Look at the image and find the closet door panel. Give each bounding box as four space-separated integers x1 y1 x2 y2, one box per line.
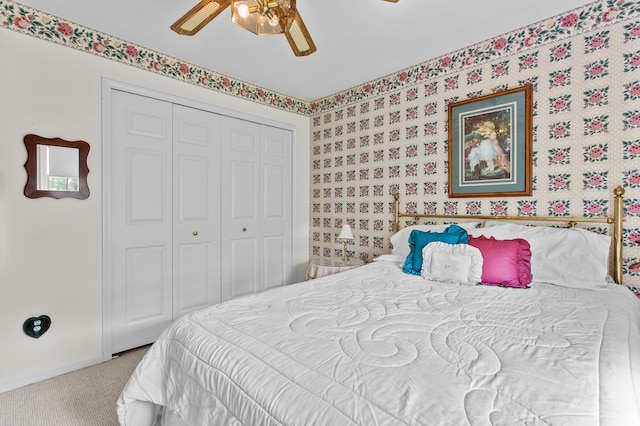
176 243 211 312
263 235 286 290
128 151 167 222
173 105 221 317
125 246 168 321
221 118 261 301
111 90 173 353
263 164 286 219
178 156 209 220
261 126 293 288
229 238 258 299
231 161 257 220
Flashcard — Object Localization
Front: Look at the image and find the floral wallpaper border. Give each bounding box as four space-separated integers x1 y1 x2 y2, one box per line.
0 0 311 115
1 0 639 115
312 0 640 113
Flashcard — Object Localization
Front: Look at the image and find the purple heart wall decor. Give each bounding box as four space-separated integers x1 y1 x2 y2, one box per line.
23 315 51 339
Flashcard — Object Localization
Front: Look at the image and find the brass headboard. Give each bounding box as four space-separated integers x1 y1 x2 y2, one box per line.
393 186 626 284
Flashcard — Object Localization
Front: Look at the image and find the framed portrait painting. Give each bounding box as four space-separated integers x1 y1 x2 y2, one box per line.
447 85 533 198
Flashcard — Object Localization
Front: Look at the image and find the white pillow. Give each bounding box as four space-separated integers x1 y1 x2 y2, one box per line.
470 221 611 289
421 242 483 285
390 222 480 258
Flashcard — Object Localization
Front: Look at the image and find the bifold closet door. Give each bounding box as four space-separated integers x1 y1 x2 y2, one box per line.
220 117 292 301
110 92 222 353
110 90 174 354
260 124 293 292
172 105 221 318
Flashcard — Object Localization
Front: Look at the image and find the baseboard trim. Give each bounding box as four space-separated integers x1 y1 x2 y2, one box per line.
0 355 103 393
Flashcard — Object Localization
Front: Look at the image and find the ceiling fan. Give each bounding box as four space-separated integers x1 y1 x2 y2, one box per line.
171 0 399 57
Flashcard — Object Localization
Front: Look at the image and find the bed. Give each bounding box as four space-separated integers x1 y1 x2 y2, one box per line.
117 187 640 425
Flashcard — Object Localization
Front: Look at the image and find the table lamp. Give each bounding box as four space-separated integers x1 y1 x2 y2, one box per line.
338 224 354 262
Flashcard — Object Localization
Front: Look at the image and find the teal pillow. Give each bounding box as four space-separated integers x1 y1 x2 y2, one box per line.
402 225 469 275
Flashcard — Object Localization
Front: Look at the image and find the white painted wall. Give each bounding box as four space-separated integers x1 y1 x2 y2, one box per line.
0 28 310 391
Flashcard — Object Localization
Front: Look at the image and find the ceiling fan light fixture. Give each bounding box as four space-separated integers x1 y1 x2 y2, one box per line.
231 0 295 35
172 0 319 56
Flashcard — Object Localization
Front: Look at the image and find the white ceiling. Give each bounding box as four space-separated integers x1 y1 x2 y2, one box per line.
17 0 596 101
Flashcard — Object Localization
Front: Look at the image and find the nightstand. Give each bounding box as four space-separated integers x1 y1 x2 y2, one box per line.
305 258 365 280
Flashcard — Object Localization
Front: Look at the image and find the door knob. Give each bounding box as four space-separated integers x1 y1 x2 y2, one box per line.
192 231 198 236
242 227 247 232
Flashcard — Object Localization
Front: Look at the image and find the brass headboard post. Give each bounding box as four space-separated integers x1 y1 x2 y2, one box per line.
393 193 400 232
392 186 626 284
613 186 625 284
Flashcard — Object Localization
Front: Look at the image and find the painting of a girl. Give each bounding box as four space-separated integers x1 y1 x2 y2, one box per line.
465 119 510 180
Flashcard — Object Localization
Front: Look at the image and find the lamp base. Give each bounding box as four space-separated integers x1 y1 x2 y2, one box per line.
342 240 348 262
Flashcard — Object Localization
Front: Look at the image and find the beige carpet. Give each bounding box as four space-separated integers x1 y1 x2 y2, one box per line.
0 345 149 426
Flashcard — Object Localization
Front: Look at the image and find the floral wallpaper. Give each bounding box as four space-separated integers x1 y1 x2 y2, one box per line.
309 1 640 286
2 0 640 285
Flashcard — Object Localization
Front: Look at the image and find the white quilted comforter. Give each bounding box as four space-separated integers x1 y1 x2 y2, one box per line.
117 261 640 425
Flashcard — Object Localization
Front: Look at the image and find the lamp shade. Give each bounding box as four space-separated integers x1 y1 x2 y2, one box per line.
338 224 354 240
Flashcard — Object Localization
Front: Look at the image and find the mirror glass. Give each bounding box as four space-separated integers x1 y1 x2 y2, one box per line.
36 145 80 191
24 134 90 199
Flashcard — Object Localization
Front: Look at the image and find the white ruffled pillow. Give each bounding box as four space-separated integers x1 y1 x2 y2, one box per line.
421 242 483 285
390 222 480 258
471 221 611 289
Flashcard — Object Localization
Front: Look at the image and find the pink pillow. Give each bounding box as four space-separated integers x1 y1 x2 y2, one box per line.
468 235 532 288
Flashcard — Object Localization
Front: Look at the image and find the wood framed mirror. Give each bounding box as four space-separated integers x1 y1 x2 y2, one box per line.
24 134 90 199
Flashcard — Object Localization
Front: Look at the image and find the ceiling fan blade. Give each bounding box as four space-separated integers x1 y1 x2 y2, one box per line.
284 12 317 57
383 0 399 2
171 0 231 36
